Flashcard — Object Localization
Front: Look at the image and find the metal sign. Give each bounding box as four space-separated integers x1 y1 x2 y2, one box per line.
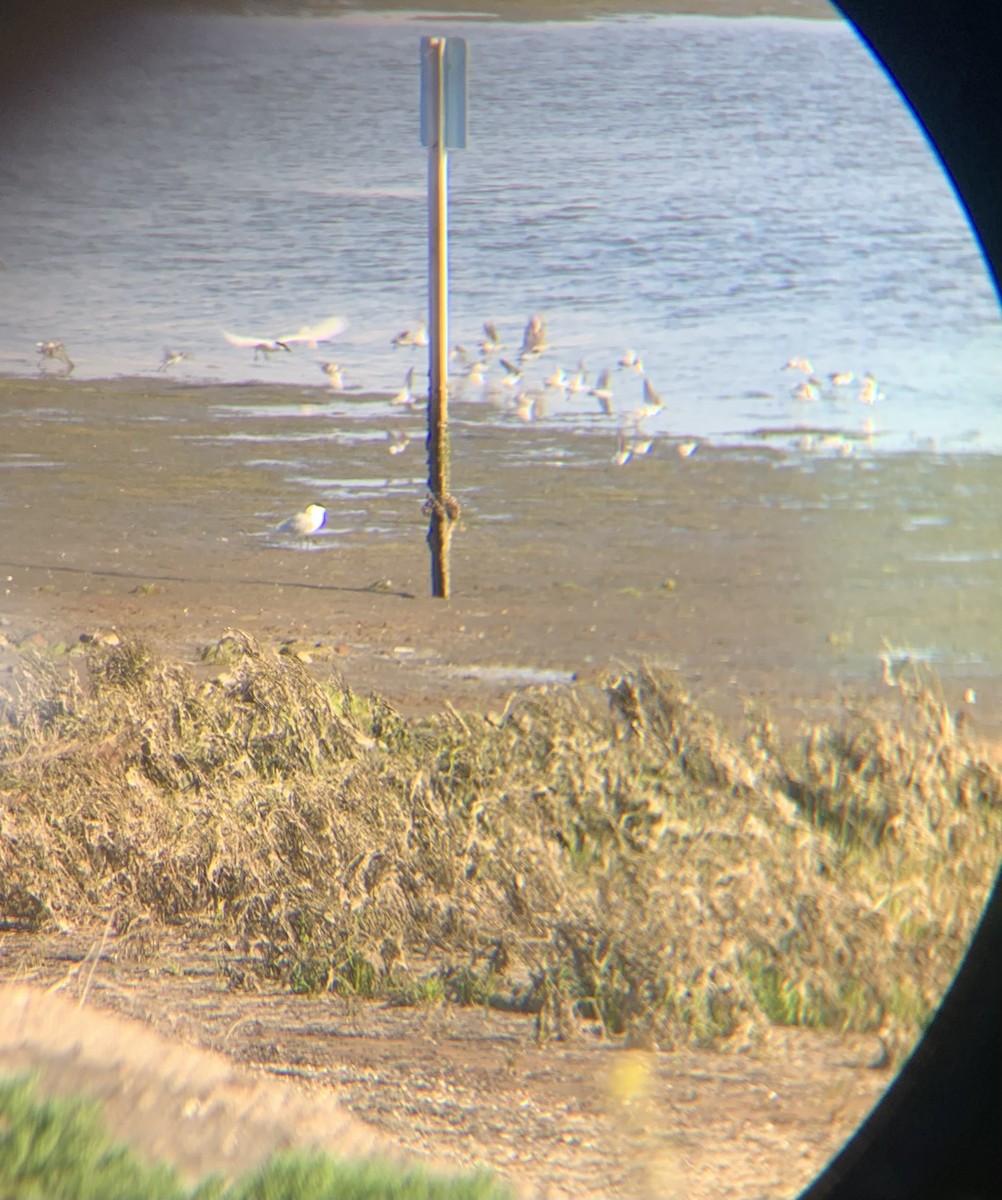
420 36 468 150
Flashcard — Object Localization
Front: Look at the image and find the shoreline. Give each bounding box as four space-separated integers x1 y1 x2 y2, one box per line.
2 373 999 738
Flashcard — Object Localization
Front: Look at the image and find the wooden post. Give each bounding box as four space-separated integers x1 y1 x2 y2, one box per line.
425 36 458 599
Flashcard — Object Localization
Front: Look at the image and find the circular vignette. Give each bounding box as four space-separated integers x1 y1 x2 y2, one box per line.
3 2 1002 1198
802 4 1002 1200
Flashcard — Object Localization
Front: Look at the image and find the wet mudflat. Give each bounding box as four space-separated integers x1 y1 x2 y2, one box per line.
1 375 999 735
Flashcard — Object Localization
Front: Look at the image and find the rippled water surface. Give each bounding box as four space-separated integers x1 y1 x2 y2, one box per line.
0 8 1000 451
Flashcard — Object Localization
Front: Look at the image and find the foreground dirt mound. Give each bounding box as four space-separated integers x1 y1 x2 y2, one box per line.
0 983 406 1185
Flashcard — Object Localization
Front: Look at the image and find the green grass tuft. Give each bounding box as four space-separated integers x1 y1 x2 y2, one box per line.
0 1074 204 1200
0 1074 511 1200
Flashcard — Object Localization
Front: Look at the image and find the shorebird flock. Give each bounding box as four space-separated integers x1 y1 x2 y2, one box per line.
780 356 884 456
782 356 881 407
32 313 885 468
366 313 698 467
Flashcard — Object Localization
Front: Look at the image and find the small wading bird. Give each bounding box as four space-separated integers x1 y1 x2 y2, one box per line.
817 433 854 457
613 429 654 467
793 378 822 402
858 372 879 405
783 356 814 374
386 429 411 456
320 361 344 390
519 313 548 360
617 348 644 373
223 316 347 360
277 503 327 538
392 322 428 348
37 339 74 374
158 347 191 372
613 431 633 467
511 392 538 423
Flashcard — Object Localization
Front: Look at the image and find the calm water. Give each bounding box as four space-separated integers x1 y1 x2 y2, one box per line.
0 9 1000 452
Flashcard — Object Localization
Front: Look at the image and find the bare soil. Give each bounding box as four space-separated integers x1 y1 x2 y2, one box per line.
0 939 891 1200
1 373 999 1198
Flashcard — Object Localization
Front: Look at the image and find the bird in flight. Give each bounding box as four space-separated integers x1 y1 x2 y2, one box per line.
589 368 614 415
631 377 664 422
480 321 503 354
391 366 418 406
223 316 347 359
499 358 523 387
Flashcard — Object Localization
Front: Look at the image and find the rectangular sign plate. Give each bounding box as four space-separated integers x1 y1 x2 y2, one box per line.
420 36 468 150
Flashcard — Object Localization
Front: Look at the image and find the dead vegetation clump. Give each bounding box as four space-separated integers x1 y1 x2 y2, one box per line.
1 635 1000 1059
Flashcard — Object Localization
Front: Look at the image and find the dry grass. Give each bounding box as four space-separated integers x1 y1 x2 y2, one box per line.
2 632 1000 1060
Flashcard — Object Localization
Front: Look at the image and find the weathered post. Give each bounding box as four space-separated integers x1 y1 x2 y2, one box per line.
420 36 467 598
